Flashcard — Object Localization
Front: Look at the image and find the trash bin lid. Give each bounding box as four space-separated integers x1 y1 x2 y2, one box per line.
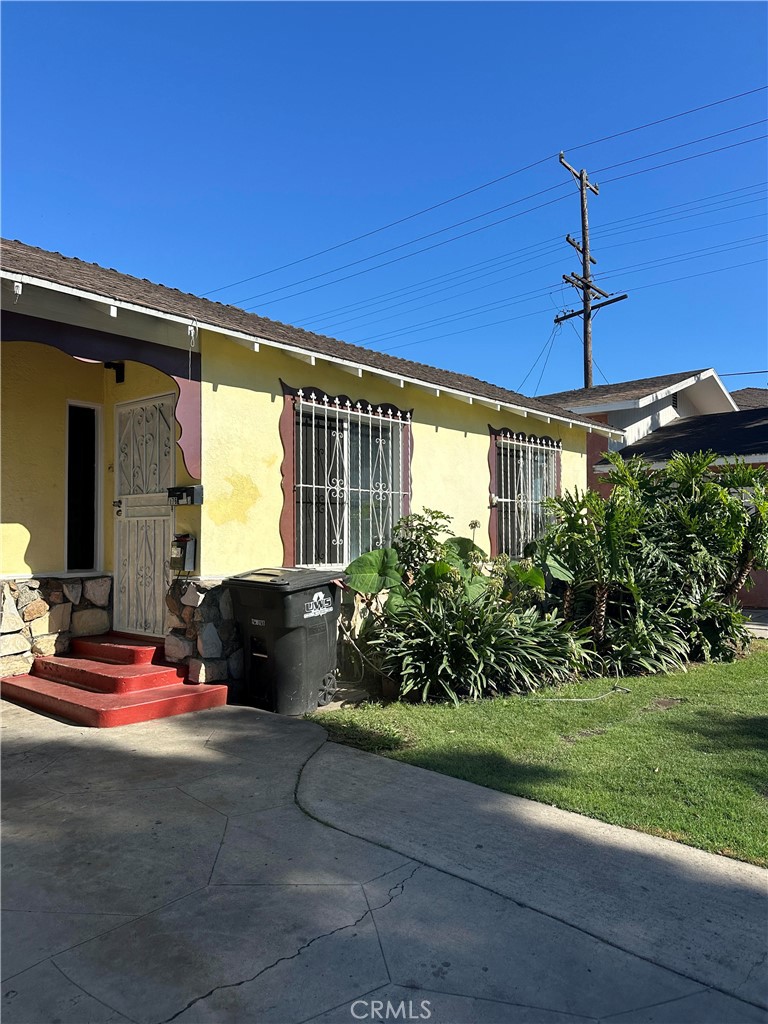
226 567 345 592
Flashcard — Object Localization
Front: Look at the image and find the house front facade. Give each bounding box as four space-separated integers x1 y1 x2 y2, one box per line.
1 240 619 686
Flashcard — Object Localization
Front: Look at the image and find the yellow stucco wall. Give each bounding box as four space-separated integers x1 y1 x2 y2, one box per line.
1 343 103 574
1 342 191 576
198 332 589 576
1 334 590 579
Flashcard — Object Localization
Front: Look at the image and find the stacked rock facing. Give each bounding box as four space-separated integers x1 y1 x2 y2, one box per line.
164 580 243 684
0 576 112 678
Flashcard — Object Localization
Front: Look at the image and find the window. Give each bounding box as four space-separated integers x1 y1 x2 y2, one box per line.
491 430 561 557
284 387 411 567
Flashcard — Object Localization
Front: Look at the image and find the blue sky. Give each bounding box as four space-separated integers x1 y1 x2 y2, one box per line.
2 1 766 397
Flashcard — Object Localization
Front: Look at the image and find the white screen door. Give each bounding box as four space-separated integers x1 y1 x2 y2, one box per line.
114 395 175 636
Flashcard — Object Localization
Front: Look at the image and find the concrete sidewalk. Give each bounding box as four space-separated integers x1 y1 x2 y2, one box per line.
2 702 766 1024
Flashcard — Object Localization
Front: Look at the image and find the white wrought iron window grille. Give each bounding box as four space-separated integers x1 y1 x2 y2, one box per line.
492 431 561 557
294 389 411 568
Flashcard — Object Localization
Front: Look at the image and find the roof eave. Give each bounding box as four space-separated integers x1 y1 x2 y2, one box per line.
1 268 623 439
565 369 737 414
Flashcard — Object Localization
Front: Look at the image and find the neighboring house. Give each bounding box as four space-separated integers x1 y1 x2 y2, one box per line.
592 406 768 467
540 369 738 492
542 372 768 609
0 239 620 690
592 408 768 608
730 387 768 410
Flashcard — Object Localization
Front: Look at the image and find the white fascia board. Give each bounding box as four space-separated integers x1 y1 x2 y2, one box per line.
631 370 737 411
2 270 622 439
570 370 737 415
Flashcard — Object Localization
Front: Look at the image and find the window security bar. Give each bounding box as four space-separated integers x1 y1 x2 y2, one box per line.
294 389 411 567
493 431 561 558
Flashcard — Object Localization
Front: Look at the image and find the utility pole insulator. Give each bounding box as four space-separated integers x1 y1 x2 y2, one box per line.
566 234 597 265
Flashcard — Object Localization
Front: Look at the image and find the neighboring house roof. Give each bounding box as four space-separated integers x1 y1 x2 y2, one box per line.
540 368 737 413
731 387 768 410
0 238 617 435
595 407 768 467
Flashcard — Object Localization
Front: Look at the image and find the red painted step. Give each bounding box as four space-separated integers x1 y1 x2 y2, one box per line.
69 633 164 665
32 656 186 694
1 632 228 727
1 674 227 728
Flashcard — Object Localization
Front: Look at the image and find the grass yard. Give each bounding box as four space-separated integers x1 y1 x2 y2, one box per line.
314 640 768 866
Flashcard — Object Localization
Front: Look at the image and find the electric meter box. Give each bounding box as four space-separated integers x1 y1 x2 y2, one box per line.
167 485 204 506
171 534 196 572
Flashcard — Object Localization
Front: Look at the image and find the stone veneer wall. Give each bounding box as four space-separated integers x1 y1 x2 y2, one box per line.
0 577 112 676
164 580 243 684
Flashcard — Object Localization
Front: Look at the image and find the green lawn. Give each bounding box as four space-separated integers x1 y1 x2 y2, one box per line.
314 640 768 866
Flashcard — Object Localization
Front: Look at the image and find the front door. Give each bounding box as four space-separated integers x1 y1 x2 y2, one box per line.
114 395 175 636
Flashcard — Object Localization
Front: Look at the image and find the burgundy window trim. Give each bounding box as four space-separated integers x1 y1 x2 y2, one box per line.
487 425 500 558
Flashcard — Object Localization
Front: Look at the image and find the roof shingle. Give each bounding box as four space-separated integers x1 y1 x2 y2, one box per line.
596 408 768 463
540 370 709 409
730 387 768 410
0 238 605 431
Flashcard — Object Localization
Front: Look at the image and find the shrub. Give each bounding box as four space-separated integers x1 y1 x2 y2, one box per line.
369 588 590 704
393 508 454 581
536 453 767 670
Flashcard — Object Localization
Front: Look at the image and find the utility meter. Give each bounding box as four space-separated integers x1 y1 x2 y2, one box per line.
167 485 204 506
171 534 196 572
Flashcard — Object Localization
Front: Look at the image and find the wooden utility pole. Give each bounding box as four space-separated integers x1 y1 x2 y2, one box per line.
555 152 627 388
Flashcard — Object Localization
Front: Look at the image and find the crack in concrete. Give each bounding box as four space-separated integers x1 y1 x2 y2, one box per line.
294 740 768 1015
157 865 422 1024
741 950 768 993
206 816 229 886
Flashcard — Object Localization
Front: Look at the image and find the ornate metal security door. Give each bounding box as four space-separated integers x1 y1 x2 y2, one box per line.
114 395 175 635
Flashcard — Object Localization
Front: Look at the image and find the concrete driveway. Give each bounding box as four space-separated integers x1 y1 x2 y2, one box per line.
2 702 766 1024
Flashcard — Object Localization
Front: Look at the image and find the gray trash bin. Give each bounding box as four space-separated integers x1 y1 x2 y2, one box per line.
225 568 344 715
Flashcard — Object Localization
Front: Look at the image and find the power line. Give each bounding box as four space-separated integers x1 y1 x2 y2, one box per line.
296 184 767 330
517 323 561 391
324 207 765 339
600 134 767 187
360 235 766 346
377 258 767 353
563 318 612 385
238 134 767 312
534 328 559 396
720 370 768 376
603 257 768 296
591 118 766 175
236 127 767 309
201 85 767 297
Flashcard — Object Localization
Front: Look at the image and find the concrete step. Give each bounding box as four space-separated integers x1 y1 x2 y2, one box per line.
31 656 186 694
0 674 228 728
69 633 165 665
